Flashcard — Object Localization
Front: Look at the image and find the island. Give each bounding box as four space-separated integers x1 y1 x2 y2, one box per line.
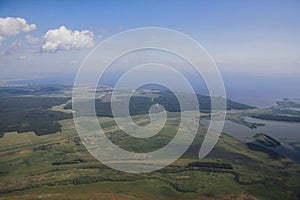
253 133 281 147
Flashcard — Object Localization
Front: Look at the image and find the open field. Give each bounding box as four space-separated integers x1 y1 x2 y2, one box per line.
1 116 300 200
1 86 300 199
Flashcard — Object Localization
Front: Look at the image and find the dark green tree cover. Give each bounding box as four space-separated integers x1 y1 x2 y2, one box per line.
66 92 254 117
251 114 300 122
0 96 72 136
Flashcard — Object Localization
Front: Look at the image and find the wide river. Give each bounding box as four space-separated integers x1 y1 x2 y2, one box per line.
200 117 300 163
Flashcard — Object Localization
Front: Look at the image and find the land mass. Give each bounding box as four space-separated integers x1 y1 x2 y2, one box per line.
253 133 281 147
0 85 299 200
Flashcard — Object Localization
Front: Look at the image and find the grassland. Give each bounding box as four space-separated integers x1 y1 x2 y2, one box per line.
1 85 300 199
1 115 300 200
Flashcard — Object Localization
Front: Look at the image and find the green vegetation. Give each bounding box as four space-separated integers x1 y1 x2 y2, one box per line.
0 85 300 199
276 99 300 109
65 91 254 118
223 112 265 129
0 115 299 200
0 85 71 96
0 85 73 136
0 96 72 136
251 114 300 122
153 91 254 112
253 133 281 147
226 104 300 129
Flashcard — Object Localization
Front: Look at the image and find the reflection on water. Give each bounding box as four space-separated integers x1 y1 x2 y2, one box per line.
243 117 300 142
200 117 300 163
277 107 300 112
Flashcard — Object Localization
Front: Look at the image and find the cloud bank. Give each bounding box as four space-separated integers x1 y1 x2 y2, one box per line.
41 26 95 52
1 40 21 56
25 35 40 45
0 17 36 45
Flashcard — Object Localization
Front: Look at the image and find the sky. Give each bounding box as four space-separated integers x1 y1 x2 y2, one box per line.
0 0 300 106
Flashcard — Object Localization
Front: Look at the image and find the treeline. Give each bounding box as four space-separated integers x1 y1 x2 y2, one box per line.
0 96 72 136
188 162 233 169
66 92 254 117
246 143 285 160
251 114 300 122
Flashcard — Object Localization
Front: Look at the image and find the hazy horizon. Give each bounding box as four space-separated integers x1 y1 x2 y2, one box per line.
1 0 299 107
1 71 299 108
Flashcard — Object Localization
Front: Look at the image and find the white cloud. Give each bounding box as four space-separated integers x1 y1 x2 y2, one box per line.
1 40 21 56
41 26 95 52
19 55 27 60
0 17 36 45
0 36 4 44
25 35 40 45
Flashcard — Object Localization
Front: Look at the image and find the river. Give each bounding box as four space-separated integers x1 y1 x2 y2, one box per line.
200 117 300 163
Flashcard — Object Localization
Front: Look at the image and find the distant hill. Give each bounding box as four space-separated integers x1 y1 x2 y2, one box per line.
0 85 254 136
152 91 254 112
66 90 254 117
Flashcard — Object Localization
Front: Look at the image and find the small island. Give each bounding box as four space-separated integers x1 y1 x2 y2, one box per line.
253 133 281 147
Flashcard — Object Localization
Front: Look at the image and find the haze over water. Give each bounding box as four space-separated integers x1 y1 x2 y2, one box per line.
10 71 300 108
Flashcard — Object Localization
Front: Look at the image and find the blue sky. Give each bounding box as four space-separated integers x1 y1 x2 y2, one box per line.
0 0 300 105
1 0 299 74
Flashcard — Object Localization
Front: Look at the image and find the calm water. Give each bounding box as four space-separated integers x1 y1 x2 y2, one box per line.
201 117 300 163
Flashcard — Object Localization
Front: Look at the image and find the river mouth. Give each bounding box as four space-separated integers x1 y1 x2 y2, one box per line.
200 117 300 164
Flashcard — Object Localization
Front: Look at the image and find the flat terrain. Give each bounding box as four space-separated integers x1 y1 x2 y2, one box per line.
1 116 300 199
0 85 300 200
